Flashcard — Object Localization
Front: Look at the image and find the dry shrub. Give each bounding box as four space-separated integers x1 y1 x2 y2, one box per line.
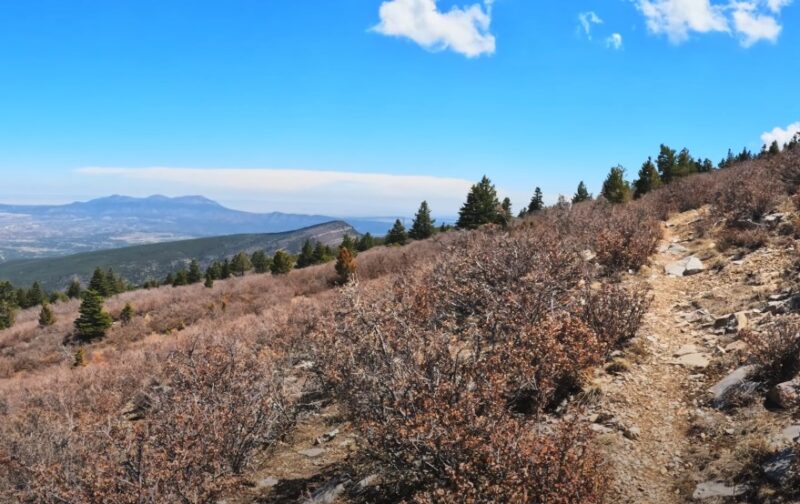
712 164 784 226
0 337 294 503
742 316 800 385
593 208 662 274
581 283 651 353
645 172 716 218
716 227 769 252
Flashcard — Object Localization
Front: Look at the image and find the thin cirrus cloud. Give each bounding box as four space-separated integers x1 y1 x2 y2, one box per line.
606 33 624 49
635 0 792 46
372 0 496 58
761 122 800 149
76 167 476 216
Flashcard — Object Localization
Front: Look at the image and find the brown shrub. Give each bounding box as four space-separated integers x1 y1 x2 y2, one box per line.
712 164 783 226
741 316 800 384
593 208 662 274
0 337 294 503
716 227 769 252
580 283 651 353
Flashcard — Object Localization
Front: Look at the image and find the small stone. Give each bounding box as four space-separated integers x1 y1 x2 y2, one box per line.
299 448 326 458
768 377 800 409
674 344 700 357
708 366 755 402
781 425 800 443
257 476 279 488
580 249 597 261
677 353 710 369
725 340 747 352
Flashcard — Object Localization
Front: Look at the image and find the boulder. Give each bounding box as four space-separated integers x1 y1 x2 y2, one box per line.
713 312 749 333
767 377 800 409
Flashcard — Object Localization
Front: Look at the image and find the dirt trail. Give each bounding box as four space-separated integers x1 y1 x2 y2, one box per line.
600 208 717 503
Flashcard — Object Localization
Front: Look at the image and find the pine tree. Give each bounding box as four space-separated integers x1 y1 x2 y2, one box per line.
699 158 714 173
251 250 270 273
221 259 232 279
340 235 357 254
73 347 88 367
26 282 46 308
207 261 223 280
312 242 334 264
572 181 591 203
356 233 375 252
172 270 188 287
270 250 294 275
385 219 408 246
66 279 82 299
231 252 252 276
204 274 214 289
633 157 662 199
456 176 502 229
0 281 18 330
656 144 677 183
527 187 545 213
107 268 126 295
769 140 781 156
74 290 113 342
296 239 315 268
601 165 632 204
89 268 110 297
187 260 202 284
163 272 175 286
38 302 55 327
120 303 135 324
674 148 696 178
409 201 436 240
499 197 513 226
335 246 357 284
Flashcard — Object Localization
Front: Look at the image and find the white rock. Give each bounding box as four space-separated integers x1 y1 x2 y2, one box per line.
677 353 710 369
708 366 755 401
692 481 748 500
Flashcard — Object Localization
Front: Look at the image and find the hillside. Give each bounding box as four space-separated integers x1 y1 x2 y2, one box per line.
2 146 800 503
0 195 392 263
0 220 356 289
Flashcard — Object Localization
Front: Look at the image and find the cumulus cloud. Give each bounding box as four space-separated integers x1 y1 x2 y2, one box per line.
373 0 496 58
635 0 791 46
761 122 800 149
606 33 624 49
77 167 476 216
578 11 604 39
732 2 782 46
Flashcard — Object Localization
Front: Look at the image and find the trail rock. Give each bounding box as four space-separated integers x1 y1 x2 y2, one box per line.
298 448 326 458
781 425 800 443
714 312 749 333
767 377 800 409
666 256 705 277
708 366 756 402
692 481 748 500
304 480 347 504
580 249 597 261
677 353 710 369
674 344 700 357
257 477 279 489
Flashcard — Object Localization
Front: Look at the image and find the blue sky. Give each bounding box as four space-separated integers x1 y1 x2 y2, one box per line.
0 0 798 217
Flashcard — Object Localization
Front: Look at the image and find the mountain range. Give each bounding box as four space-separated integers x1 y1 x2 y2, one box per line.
0 195 393 263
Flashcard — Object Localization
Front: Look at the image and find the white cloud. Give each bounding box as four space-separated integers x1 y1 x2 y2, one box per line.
732 2 782 46
761 122 800 149
76 167 476 217
636 0 729 43
373 0 496 58
606 33 624 49
635 0 791 46
578 11 604 39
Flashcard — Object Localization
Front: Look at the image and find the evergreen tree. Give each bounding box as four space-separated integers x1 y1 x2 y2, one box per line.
674 148 696 178
656 144 677 183
633 157 662 199
499 197 513 226
251 250 270 273
107 268 126 295
456 175 502 229
221 259 232 279
409 201 436 240
26 282 46 308
0 281 18 330
204 274 214 289
356 233 375 252
270 250 294 275
163 272 175 286
527 187 545 213
207 261 223 280
187 260 203 284
296 239 315 268
699 158 715 173
120 303 135 325
231 252 252 276
340 235 357 254
89 268 110 297
312 242 334 264
385 219 408 246
172 270 188 287
38 302 55 327
572 181 591 203
601 165 632 204
66 279 82 299
769 140 781 156
74 290 113 342
334 246 357 284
